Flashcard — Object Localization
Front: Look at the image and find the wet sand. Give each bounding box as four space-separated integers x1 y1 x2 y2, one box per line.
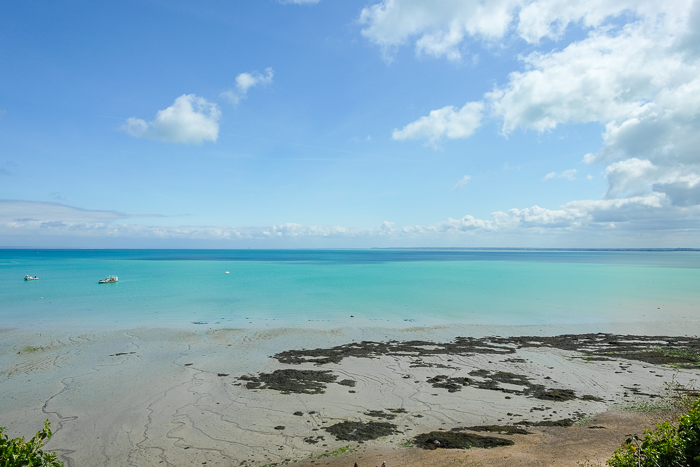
1 322 699 466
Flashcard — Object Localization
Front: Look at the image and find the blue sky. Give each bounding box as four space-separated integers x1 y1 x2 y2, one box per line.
1 0 699 248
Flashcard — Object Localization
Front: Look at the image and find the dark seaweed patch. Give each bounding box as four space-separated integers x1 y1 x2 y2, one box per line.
364 409 406 420
324 421 398 441
303 435 325 444
413 431 514 450
273 333 700 368
338 379 356 387
534 389 577 401
239 369 337 394
426 375 471 393
274 338 516 366
428 370 579 402
365 410 397 420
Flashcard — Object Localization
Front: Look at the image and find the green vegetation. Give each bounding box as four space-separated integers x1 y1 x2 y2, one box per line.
619 399 672 414
20 346 42 353
0 420 63 467
607 382 700 466
316 445 353 458
654 347 700 368
400 439 414 448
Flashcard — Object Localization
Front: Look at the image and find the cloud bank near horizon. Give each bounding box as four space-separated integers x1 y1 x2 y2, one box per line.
3 197 699 247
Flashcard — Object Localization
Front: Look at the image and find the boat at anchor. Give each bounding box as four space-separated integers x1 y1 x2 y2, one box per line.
24 275 38 281
99 275 118 283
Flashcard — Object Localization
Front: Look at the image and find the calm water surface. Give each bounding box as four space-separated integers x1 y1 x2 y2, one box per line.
1 249 699 331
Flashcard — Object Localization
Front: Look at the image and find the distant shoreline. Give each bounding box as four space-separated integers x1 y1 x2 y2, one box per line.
1 247 700 251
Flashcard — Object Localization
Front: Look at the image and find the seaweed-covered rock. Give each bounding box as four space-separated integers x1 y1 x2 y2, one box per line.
239 369 337 394
272 333 700 369
426 375 471 392
413 431 514 450
364 410 398 420
534 389 576 401
324 421 398 441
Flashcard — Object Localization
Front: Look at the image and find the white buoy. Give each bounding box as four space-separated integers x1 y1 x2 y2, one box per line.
225 271 230 274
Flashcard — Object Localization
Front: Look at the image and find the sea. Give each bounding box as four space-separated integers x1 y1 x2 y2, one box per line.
1 249 700 332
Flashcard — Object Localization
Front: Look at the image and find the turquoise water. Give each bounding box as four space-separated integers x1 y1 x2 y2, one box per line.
1 249 699 331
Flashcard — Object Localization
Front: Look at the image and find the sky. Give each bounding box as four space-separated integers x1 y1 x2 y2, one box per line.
1 0 700 248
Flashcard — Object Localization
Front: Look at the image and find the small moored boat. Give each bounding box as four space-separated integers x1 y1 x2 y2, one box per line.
99 275 118 283
24 275 38 281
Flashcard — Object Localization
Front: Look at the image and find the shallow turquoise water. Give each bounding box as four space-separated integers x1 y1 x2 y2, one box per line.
1 249 699 331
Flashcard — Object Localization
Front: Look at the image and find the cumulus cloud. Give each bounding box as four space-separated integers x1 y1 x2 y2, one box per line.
359 0 519 61
359 0 680 60
454 175 471 189
222 68 274 105
403 215 494 235
392 101 483 146
543 169 577 181
402 192 700 237
122 94 220 144
374 0 700 218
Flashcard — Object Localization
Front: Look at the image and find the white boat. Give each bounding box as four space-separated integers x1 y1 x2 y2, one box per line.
99 275 118 283
24 275 38 281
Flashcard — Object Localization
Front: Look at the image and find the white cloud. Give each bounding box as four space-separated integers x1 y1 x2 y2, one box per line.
604 158 658 198
359 0 520 61
515 0 670 44
403 215 494 234
380 221 396 234
122 94 220 144
543 169 577 181
454 175 471 189
3 198 700 246
403 192 698 237
392 101 483 146
359 0 684 60
222 68 274 105
0 200 393 242
0 200 133 226
488 18 693 136
376 0 700 216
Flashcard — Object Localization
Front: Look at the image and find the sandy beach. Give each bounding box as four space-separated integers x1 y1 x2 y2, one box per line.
2 322 700 467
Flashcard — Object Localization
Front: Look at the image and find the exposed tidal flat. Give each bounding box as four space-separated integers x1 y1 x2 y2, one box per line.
2 249 700 466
